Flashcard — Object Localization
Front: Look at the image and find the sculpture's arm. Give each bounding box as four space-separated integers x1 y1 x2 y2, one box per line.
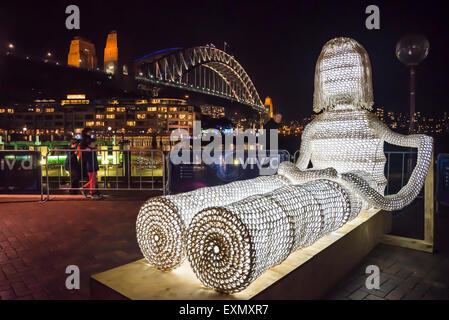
341 118 433 211
278 120 338 183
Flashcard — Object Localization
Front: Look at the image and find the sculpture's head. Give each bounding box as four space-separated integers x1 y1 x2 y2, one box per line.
313 37 374 113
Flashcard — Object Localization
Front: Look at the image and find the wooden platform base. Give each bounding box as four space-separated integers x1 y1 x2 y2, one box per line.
91 209 391 300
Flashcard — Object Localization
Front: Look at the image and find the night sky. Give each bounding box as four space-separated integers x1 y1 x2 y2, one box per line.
0 0 448 120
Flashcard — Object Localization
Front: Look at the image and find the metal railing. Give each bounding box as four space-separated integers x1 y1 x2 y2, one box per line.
384 150 418 196
42 148 166 200
290 150 419 196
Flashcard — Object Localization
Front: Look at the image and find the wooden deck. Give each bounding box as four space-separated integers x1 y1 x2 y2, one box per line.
91 209 391 300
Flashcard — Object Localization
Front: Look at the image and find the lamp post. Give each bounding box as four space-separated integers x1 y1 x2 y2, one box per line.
395 34 429 133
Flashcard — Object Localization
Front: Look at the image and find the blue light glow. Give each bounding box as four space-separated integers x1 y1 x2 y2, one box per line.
134 48 182 62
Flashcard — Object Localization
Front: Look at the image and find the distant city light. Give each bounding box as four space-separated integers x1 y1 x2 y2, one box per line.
8 43 14 49
47 52 52 57
22 127 27 131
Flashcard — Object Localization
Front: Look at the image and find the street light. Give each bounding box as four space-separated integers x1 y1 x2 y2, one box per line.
396 34 429 133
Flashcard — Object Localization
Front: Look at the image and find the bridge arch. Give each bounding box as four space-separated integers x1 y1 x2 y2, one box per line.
135 46 265 111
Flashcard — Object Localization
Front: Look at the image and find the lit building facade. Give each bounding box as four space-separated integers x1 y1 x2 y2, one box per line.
104 31 118 75
0 96 198 147
200 104 225 119
264 96 273 119
67 37 98 70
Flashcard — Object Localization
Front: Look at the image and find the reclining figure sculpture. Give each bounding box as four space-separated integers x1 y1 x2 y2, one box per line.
137 37 433 293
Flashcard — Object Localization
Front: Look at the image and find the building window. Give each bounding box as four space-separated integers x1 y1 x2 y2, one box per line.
95 121 104 127
106 114 115 119
45 108 54 113
0 109 5 113
137 113 146 119
117 107 126 112
106 107 115 112
147 107 157 112
7 109 14 114
169 107 178 112
85 121 94 127
96 114 105 119
126 121 136 127
159 107 167 113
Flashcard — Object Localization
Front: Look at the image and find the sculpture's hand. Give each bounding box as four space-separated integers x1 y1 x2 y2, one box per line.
320 167 338 179
278 161 338 184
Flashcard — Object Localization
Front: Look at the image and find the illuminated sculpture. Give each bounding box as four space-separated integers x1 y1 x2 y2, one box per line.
281 37 433 211
136 175 290 270
187 180 355 293
185 37 433 293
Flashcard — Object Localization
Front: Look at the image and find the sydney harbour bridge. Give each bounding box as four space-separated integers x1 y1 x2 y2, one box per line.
134 46 266 112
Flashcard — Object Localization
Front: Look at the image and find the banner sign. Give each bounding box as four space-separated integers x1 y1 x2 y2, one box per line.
168 150 290 194
0 151 42 194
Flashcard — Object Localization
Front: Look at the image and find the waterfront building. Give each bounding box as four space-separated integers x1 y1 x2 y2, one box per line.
0 96 198 148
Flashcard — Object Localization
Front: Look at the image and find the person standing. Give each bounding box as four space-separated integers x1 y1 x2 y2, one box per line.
78 127 93 183
65 139 81 195
263 112 282 151
82 137 103 200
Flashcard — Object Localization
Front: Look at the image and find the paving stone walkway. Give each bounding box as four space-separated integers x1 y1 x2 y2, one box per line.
326 208 449 300
0 195 151 299
325 243 449 300
1 194 448 300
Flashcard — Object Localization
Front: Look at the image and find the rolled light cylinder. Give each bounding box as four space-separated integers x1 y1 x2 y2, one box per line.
136 175 290 270
279 161 363 220
187 179 358 293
